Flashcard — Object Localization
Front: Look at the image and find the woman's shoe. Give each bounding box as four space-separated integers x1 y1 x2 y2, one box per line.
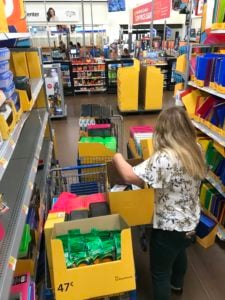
171 285 183 295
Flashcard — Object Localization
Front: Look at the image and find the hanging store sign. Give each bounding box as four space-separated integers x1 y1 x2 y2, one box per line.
132 0 171 25
25 3 80 23
0 0 27 32
133 2 152 25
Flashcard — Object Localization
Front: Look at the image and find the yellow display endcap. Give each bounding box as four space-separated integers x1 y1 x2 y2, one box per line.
11 52 29 77
51 215 136 300
26 52 42 78
176 54 186 73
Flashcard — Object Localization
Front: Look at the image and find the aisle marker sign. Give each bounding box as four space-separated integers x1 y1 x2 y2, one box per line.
133 0 171 25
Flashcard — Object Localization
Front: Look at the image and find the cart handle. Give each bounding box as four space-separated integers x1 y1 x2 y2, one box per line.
50 163 106 172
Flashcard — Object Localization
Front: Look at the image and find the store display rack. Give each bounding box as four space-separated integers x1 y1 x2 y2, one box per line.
71 58 106 93
43 63 67 119
105 58 133 94
0 109 48 299
0 77 44 181
192 120 225 147
183 39 225 235
206 171 225 198
188 81 225 100
0 47 53 300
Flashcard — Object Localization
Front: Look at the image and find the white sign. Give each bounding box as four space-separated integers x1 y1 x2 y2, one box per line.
25 3 80 22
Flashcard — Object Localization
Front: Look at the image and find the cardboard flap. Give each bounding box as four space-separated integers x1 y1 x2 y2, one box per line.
107 158 143 187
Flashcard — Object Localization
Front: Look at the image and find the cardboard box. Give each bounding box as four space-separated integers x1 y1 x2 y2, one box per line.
51 215 135 300
107 159 154 226
44 212 65 286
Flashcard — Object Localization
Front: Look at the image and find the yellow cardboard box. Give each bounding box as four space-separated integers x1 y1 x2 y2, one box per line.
51 215 136 300
107 159 154 226
44 212 65 285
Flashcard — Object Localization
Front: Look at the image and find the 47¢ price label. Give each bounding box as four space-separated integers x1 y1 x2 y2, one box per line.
57 282 74 293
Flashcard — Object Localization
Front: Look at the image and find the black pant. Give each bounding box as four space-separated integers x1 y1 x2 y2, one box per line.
150 229 193 300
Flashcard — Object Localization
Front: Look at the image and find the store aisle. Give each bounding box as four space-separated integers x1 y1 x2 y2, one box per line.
52 94 225 300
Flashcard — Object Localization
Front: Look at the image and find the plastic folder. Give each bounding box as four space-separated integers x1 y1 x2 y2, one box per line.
196 213 217 239
196 96 217 119
217 0 225 23
197 138 211 152
200 182 211 207
182 89 202 115
210 102 225 126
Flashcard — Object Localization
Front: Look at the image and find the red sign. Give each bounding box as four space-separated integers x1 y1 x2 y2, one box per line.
133 2 152 25
154 0 171 21
133 0 171 25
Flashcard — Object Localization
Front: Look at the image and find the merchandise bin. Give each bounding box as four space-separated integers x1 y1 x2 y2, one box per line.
0 100 17 140
15 229 38 276
10 50 42 111
44 212 66 286
50 215 136 300
139 65 163 111
107 159 154 226
10 92 23 122
117 61 140 112
196 223 218 248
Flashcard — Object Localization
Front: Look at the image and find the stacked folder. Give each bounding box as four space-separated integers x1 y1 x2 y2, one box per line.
181 88 225 132
200 181 225 227
205 142 225 185
196 211 217 239
194 53 225 91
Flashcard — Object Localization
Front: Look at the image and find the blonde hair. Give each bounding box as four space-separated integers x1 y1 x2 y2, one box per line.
153 106 206 179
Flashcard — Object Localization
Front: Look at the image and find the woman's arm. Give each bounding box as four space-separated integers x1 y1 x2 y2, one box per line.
112 153 144 188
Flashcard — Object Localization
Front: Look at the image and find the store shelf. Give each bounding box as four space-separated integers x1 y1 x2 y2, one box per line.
0 113 29 181
72 63 105 66
192 120 225 147
75 89 106 93
210 30 225 34
0 32 30 40
188 81 225 99
0 109 48 300
30 78 44 102
74 84 105 87
75 77 106 80
72 70 105 73
206 171 225 198
35 139 53 200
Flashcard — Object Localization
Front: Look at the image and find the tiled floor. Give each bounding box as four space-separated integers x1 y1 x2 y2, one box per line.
52 92 225 300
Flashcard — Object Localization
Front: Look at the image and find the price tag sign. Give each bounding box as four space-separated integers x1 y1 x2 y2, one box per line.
22 204 28 215
28 182 34 190
57 282 74 293
9 138 15 149
0 158 7 169
8 256 17 271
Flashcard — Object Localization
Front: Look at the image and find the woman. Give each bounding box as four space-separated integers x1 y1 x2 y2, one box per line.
47 7 58 22
113 107 206 300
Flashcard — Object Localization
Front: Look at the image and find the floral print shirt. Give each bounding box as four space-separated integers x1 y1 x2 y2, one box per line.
133 151 201 232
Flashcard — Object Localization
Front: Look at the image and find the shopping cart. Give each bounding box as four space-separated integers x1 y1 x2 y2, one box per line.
47 163 107 202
